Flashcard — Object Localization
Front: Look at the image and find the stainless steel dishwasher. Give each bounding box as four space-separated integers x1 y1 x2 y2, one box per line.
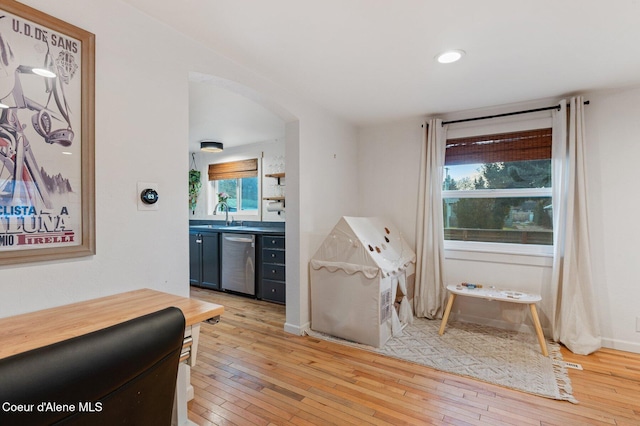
221 233 256 295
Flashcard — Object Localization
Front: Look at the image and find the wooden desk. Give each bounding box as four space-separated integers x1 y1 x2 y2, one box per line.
0 288 224 426
438 284 548 357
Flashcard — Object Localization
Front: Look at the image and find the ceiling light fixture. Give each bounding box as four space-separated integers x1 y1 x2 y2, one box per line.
436 50 465 64
200 140 224 153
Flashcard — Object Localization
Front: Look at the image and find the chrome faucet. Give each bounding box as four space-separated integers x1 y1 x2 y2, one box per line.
213 202 232 226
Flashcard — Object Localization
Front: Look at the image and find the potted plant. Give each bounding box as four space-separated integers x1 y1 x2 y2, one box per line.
188 169 202 214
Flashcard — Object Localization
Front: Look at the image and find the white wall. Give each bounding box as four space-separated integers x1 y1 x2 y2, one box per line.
584 87 640 352
357 92 640 353
0 0 197 316
358 119 424 249
293 115 359 334
1 0 359 335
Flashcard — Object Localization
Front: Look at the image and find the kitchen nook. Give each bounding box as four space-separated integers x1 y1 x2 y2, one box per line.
188 81 286 304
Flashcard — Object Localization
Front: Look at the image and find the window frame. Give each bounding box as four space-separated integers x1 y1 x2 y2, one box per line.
206 158 261 219
441 121 554 258
210 177 260 215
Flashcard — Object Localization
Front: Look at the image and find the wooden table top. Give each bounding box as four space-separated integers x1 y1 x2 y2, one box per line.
0 288 224 359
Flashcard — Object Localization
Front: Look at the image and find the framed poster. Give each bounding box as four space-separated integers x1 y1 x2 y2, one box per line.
0 1 95 265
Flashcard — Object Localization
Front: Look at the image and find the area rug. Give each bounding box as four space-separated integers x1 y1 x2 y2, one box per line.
306 318 577 403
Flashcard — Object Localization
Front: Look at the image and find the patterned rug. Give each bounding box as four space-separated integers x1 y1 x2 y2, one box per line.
307 318 577 403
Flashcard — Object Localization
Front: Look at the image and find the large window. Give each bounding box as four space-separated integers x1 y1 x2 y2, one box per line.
442 128 553 246
208 159 259 215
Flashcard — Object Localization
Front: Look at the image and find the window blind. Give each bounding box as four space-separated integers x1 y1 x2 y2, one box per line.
445 128 552 165
208 159 258 180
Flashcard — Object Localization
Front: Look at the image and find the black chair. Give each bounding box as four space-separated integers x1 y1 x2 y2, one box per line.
0 306 185 426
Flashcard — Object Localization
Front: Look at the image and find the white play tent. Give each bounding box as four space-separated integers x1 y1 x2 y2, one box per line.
310 216 416 347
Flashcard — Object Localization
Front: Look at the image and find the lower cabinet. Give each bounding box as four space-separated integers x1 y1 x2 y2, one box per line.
258 235 286 304
261 279 285 304
190 228 285 303
189 231 220 290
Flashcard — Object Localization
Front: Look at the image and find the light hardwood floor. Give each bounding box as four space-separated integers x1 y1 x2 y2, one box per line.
188 287 640 425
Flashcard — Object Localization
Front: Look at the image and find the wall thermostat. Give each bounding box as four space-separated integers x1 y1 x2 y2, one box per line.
137 182 159 211
140 188 159 204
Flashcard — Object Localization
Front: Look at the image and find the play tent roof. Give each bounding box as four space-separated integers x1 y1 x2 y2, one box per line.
310 216 415 278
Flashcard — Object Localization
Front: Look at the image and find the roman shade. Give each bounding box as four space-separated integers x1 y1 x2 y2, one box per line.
208 159 258 181
445 128 552 165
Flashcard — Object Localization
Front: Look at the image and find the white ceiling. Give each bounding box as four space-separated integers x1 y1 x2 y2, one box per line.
189 78 286 150
125 0 640 147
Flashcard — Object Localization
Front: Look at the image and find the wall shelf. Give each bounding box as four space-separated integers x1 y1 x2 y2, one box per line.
265 172 285 185
265 173 285 214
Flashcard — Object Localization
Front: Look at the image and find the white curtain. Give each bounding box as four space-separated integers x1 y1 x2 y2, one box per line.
414 119 448 318
550 97 601 355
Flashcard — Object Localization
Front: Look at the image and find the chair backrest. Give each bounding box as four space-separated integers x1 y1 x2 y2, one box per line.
0 306 185 426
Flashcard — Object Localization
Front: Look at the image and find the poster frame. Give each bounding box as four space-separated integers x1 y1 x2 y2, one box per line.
0 0 95 265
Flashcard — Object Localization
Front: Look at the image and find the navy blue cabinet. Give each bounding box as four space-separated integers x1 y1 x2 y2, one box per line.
258 235 286 304
190 225 285 303
189 231 220 290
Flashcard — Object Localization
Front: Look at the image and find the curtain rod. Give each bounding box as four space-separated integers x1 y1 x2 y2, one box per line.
441 100 590 126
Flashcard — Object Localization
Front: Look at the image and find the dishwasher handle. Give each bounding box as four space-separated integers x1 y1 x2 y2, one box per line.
223 236 254 244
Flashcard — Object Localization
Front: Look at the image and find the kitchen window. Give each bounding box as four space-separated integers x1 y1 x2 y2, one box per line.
208 159 259 215
442 128 553 250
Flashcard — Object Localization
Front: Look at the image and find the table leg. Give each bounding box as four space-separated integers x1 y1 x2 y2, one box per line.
438 293 456 335
172 362 197 426
529 303 548 357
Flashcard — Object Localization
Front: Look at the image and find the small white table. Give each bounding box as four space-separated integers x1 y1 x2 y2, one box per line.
438 284 548 356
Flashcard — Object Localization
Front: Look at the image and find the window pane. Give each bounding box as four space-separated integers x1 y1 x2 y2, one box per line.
443 196 553 245
214 177 258 214
217 179 237 212
444 159 551 191
240 177 258 211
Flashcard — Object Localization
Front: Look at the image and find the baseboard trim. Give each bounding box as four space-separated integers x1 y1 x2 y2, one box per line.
284 321 310 336
601 337 640 354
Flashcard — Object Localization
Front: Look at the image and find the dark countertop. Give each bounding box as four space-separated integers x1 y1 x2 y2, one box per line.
189 224 285 235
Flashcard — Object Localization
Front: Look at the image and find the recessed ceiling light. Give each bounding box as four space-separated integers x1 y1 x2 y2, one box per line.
436 50 465 64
